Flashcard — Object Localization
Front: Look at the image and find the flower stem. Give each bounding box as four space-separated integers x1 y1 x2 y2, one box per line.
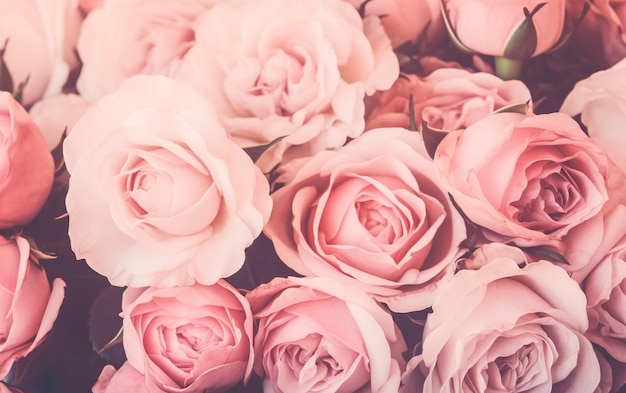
495 57 524 80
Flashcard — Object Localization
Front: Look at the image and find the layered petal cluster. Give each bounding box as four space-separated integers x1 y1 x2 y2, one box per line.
265 128 466 312
64 75 272 287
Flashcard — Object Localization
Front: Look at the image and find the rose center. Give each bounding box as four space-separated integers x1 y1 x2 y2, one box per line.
489 344 538 391
354 198 398 244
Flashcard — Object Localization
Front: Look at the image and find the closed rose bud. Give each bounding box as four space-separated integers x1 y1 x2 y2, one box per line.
0 92 54 228
443 0 567 58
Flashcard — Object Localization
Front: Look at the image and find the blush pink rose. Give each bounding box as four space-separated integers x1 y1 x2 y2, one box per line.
29 93 91 150
561 57 626 173
122 280 253 393
564 204 626 363
365 69 532 131
76 0 215 103
0 235 65 378
443 0 567 57
92 363 149 393
247 276 406 393
0 92 54 228
176 0 399 171
435 112 609 245
342 0 443 48
403 260 601 393
264 128 466 312
63 75 272 288
0 0 82 106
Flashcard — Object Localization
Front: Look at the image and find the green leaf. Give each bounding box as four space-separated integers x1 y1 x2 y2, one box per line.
503 3 546 59
420 119 450 160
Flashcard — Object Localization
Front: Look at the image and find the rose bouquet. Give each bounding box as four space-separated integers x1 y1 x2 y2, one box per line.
2 0 626 392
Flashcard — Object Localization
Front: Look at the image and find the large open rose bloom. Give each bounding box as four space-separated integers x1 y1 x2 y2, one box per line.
403 259 601 393
247 276 406 393
443 0 566 57
121 280 254 393
0 92 54 228
264 128 466 312
0 0 81 106
0 235 65 378
564 204 626 363
365 68 532 131
435 112 609 245
63 75 272 288
176 0 398 170
76 0 215 103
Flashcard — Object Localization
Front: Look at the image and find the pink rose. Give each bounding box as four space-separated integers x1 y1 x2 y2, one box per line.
0 235 65 378
561 57 626 172
247 276 406 393
570 0 626 67
443 0 566 58
403 260 601 393
29 93 91 150
76 0 214 103
435 112 609 245
342 0 443 48
568 204 626 363
264 128 466 312
0 92 54 228
122 280 253 393
176 0 399 171
64 75 272 288
0 0 82 106
365 69 532 131
92 363 149 393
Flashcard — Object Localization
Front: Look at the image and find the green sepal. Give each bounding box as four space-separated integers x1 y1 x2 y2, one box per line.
494 100 531 115
503 3 546 60
408 94 418 132
97 326 124 354
420 119 450 160
0 38 14 94
440 0 475 54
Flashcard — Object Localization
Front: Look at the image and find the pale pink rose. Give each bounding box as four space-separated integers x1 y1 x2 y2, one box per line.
561 57 626 172
265 128 466 312
92 363 149 393
64 75 272 288
0 235 65 379
176 0 399 171
0 0 82 106
0 92 54 228
444 0 567 57
403 260 601 393
247 276 406 393
76 0 215 103
564 204 626 363
121 280 254 393
342 0 443 48
366 69 532 131
435 112 609 245
29 93 91 150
